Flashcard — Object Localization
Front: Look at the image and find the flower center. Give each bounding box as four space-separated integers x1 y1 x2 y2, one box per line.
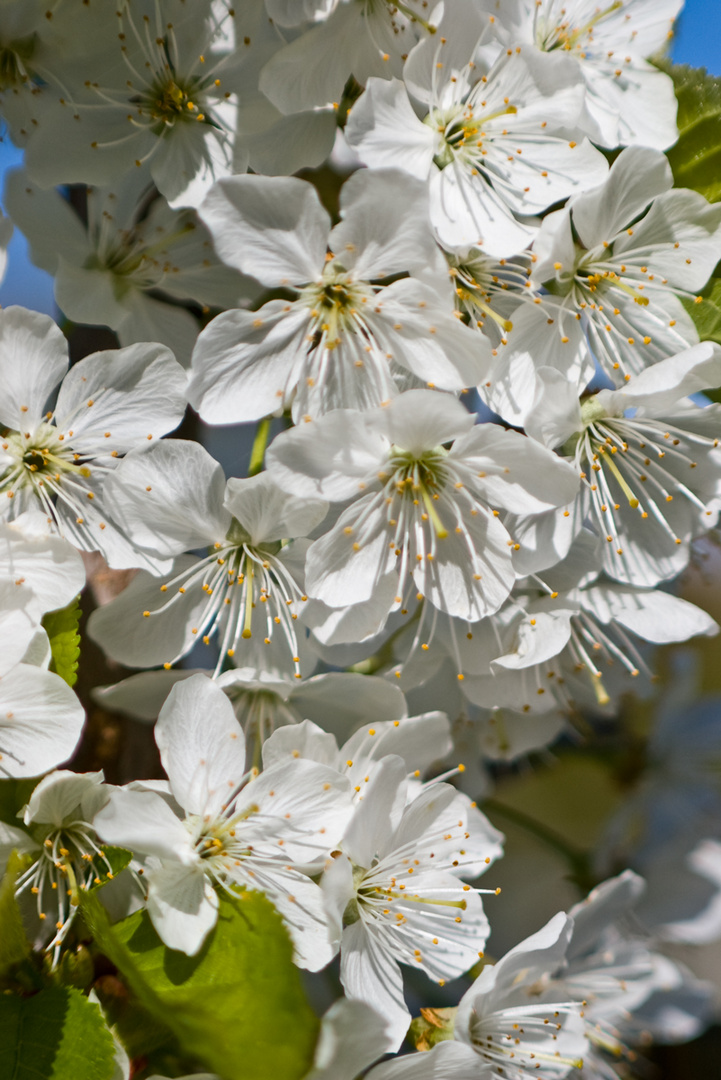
0 36 35 89
535 0 623 56
0 423 89 500
131 72 212 132
302 269 372 352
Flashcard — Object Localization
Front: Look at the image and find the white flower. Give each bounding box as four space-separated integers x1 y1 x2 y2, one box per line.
10 770 115 955
523 342 721 586
190 168 487 423
489 0 683 150
453 912 588 1079
561 872 678 1021
485 148 721 424
21 0 268 208
4 169 256 367
372 912 588 1078
267 390 579 641
346 12 608 255
94 665 410 769
659 840 721 945
89 442 326 676
258 0 439 116
0 305 187 570
94 674 353 964
322 754 500 1050
265 715 505 881
0 0 118 145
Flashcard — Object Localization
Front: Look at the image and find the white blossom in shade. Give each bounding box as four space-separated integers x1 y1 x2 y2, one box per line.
258 0 438 116
658 840 721 945
550 871 710 1075
4 169 257 367
453 912 588 1080
190 169 488 423
345 6 608 256
561 873 676 1018
488 0 683 150
267 390 579 642
444 532 716 716
596 675 721 872
88 440 326 676
523 342 721 587
0 306 187 570
0 655 85 779
0 511 85 621
21 0 271 208
0 0 120 146
10 770 119 957
94 666 408 770
322 754 500 1051
94 675 353 964
486 148 721 425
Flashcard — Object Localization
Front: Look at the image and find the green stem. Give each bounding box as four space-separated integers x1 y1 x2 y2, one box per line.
248 417 271 477
482 798 596 894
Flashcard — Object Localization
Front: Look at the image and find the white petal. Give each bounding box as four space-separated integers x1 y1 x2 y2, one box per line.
580 586 718 644
93 788 193 863
342 755 408 867
453 424 580 514
524 366 585 450
105 440 230 558
224 471 327 544
330 168 439 281
156 675 246 819
0 306 68 430
365 1041 481 1080
267 410 388 501
86 556 217 668
340 920 411 1052
0 664 84 777
262 718 339 771
345 78 436 181
199 174 329 286
55 342 186 453
290 673 406 741
376 389 474 456
569 146 672 251
188 303 308 424
601 341 721 416
308 998 395 1080
146 861 219 956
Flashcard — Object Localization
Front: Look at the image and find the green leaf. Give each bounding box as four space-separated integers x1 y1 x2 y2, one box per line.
42 596 81 687
0 850 32 978
0 986 116 1080
81 889 320 1080
89 846 133 891
656 60 721 202
678 272 721 401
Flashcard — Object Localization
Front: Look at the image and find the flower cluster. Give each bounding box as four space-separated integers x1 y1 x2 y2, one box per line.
1 0 720 1078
